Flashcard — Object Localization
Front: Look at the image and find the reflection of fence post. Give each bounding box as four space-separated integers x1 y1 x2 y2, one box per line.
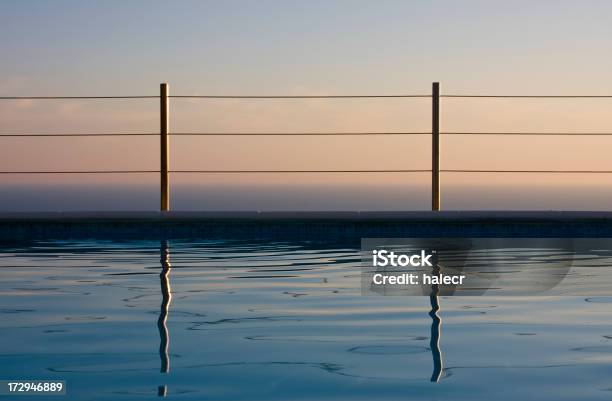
429 260 443 382
160 83 170 211
432 82 440 211
157 240 172 397
158 240 172 373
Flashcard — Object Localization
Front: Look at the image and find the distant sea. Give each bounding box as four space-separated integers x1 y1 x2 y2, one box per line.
1 184 611 211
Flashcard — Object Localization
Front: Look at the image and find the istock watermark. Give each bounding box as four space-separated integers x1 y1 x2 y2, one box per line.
370 249 465 286
361 238 612 296
372 249 434 267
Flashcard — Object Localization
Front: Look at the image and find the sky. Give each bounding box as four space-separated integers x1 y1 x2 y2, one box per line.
1 0 612 210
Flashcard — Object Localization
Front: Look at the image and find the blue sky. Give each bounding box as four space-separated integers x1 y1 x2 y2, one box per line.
2 0 612 96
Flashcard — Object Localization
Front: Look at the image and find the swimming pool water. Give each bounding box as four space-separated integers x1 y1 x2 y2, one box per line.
1 239 612 400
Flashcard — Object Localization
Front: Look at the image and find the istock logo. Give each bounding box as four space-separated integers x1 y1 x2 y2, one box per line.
372 249 434 267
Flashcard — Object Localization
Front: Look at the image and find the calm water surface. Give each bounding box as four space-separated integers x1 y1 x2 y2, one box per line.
1 239 612 400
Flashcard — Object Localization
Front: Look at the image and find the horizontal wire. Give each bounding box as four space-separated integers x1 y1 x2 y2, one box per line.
172 132 429 136
0 133 158 137
4 169 612 174
0 96 158 100
170 95 430 99
442 95 612 98
171 170 430 173
441 170 612 173
3 95 612 100
0 170 430 174
0 95 430 99
0 132 430 137
4 132 612 137
441 132 612 136
0 171 159 174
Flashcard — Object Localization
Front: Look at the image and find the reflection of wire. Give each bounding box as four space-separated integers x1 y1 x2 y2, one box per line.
158 241 172 374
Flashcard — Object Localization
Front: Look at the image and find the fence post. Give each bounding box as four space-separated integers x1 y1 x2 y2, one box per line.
160 83 170 211
431 82 440 211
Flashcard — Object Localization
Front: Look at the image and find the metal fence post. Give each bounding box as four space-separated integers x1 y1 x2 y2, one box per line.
160 83 170 211
432 82 440 211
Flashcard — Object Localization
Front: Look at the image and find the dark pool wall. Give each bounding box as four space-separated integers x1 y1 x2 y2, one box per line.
3 211 612 240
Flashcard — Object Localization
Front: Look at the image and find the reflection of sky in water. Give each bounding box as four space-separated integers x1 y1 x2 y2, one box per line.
1 240 612 400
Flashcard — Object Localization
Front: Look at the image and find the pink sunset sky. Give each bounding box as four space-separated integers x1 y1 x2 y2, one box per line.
2 1 612 210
